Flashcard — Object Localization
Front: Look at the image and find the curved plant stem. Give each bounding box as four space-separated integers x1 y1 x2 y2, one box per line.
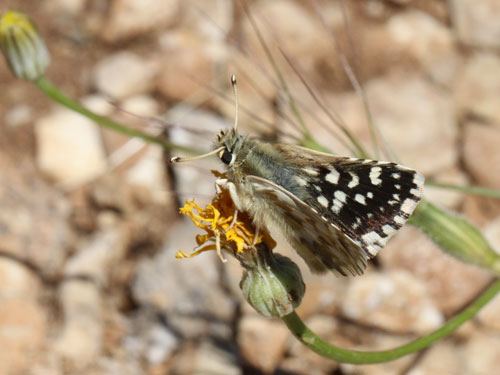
35 76 197 154
283 278 500 364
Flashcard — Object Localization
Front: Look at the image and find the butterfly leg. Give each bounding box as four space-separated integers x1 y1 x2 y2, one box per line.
214 228 227 263
226 209 239 231
215 178 241 235
215 178 227 194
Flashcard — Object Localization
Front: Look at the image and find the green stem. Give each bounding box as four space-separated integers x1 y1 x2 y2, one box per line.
34 76 197 154
426 181 500 199
283 278 500 364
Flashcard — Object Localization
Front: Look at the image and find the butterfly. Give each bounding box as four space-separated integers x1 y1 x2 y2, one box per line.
171 76 424 276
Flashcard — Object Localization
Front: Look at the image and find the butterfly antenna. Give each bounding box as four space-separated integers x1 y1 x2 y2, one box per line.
231 74 239 132
170 146 225 163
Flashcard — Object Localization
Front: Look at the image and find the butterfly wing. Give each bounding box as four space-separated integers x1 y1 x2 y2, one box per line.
274 144 425 259
246 175 369 276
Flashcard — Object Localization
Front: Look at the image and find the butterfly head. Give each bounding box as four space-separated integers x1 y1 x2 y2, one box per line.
215 128 241 166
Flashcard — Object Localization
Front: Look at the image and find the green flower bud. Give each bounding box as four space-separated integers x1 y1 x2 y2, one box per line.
238 244 305 318
410 200 500 275
0 11 50 81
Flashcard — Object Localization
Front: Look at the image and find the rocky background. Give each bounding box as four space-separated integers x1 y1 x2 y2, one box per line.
1 0 500 374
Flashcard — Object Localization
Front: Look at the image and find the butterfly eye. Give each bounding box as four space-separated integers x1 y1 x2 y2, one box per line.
218 148 233 165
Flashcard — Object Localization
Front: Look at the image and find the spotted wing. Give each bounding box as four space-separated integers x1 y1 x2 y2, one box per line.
275 144 425 260
247 175 369 276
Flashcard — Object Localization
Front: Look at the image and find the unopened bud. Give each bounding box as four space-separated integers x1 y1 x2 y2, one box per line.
0 11 50 81
239 244 305 318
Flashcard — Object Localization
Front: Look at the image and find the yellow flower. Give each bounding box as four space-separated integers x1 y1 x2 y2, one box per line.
0 10 50 81
177 171 304 317
176 171 276 261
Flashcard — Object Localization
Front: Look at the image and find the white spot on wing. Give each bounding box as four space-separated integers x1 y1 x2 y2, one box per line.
367 192 374 199
396 164 413 172
395 184 401 190
317 195 329 208
392 173 401 179
348 173 359 188
393 194 400 201
334 190 347 203
352 221 360 229
354 194 366 205
361 231 385 255
369 167 382 185
332 201 342 214
295 176 308 186
413 172 425 186
331 192 346 214
382 224 397 236
303 167 319 176
401 198 418 215
394 215 406 225
410 188 421 197
325 168 340 184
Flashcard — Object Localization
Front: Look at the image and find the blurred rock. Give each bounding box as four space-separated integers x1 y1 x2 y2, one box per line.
485 215 500 255
82 94 116 117
55 280 102 370
340 334 417 375
121 94 160 117
463 121 500 189
0 155 70 276
381 226 492 315
387 10 458 86
157 31 224 102
408 340 464 375
242 0 331 82
179 0 234 41
55 227 125 370
294 270 350 317
122 317 179 366
454 53 500 125
365 73 457 175
35 107 108 188
286 314 344 374
451 0 500 49
423 166 468 209
92 51 158 100
341 270 443 333
132 220 237 339
101 0 180 42
167 105 230 205
126 146 170 204
46 0 87 15
5 104 33 128
193 340 240 375
169 340 241 375
462 194 500 228
64 226 125 282
279 357 334 375
0 297 47 375
463 330 500 374
237 314 289 373
317 74 457 174
0 259 41 300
